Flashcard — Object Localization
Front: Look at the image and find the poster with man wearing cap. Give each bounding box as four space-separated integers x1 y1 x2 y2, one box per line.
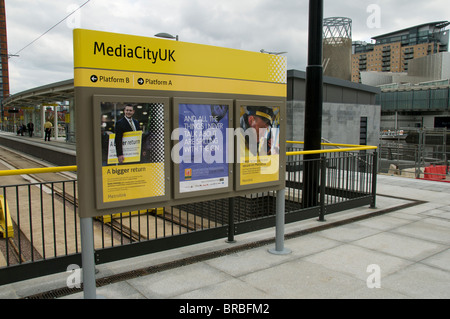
239 105 280 186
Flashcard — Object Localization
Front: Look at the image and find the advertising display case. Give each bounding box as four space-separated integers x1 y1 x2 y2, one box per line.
74 29 287 218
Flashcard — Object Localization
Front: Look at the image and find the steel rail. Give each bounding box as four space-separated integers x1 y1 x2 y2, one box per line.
286 141 377 156
0 165 77 176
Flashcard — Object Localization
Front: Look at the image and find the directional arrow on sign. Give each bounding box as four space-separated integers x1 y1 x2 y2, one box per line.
137 78 144 85
90 75 98 83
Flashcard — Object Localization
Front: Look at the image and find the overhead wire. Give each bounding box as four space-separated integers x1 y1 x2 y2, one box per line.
12 0 91 56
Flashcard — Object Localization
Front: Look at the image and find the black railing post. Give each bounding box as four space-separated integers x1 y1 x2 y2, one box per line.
318 156 327 221
227 197 236 243
302 0 324 208
3 188 10 265
371 151 378 208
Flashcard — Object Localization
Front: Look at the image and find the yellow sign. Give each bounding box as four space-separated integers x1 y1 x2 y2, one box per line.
102 163 165 203
240 156 279 185
73 29 286 96
74 69 286 97
107 131 143 164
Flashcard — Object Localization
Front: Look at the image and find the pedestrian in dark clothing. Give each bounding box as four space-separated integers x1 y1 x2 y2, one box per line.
27 121 34 137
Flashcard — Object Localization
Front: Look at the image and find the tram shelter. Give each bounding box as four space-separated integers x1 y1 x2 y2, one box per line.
1 79 75 141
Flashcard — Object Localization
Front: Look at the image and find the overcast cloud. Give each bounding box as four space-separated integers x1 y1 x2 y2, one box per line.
5 0 450 94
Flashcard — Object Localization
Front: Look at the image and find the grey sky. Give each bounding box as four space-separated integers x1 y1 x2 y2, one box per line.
5 0 450 94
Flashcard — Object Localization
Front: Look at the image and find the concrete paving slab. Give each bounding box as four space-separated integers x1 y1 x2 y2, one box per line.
381 263 450 299
175 277 271 299
302 244 414 281
352 232 448 261
392 218 450 245
388 211 425 221
419 208 450 220
239 259 365 299
126 262 233 299
339 285 409 299
314 223 382 243
204 247 293 277
420 248 450 272
284 233 342 258
352 215 416 231
62 281 146 299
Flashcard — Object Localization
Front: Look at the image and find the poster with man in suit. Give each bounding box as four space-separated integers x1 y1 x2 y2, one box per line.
114 104 141 164
99 101 166 203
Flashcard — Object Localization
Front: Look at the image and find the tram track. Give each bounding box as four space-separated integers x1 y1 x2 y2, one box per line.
0 145 78 265
0 145 77 205
0 145 194 262
0 146 137 262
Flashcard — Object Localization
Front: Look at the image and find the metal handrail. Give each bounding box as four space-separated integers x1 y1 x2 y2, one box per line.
0 142 377 176
286 141 377 156
0 165 77 176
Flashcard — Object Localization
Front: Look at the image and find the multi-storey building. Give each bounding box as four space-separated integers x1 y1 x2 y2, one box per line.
352 21 450 83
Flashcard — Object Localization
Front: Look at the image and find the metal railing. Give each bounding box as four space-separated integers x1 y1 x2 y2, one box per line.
379 129 449 180
0 142 377 285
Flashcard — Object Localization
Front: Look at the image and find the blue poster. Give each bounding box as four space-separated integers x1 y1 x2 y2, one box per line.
178 104 229 193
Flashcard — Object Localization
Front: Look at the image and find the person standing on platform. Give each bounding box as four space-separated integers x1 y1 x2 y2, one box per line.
18 123 26 136
44 120 53 141
27 121 34 137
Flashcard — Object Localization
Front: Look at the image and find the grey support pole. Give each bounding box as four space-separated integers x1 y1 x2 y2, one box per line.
80 217 97 299
269 188 291 255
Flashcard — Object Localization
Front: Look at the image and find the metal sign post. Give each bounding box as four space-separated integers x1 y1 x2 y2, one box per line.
80 217 97 299
269 188 291 255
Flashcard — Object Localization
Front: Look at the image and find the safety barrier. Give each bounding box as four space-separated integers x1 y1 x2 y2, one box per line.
423 165 449 182
0 142 377 285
